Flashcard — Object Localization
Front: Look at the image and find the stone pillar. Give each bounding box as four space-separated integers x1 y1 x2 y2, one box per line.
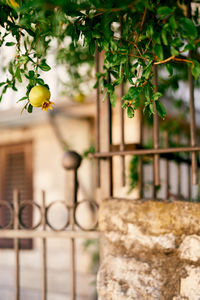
97 199 200 300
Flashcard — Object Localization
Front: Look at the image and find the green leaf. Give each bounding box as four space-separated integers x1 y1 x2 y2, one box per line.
8 63 14 75
36 78 45 85
28 104 33 113
39 63 51 71
165 63 173 76
169 15 177 30
146 25 154 38
0 85 8 102
157 6 173 17
183 43 195 52
134 97 140 109
114 77 123 86
16 67 22 83
127 106 134 118
28 70 35 79
154 44 163 60
144 61 153 79
128 87 141 99
180 17 197 38
149 103 154 114
191 60 200 80
171 38 183 48
89 40 95 54
93 80 98 89
0 82 6 87
122 94 133 101
110 92 117 107
18 55 29 64
5 42 15 46
152 92 162 101
156 101 166 119
17 96 28 103
144 86 151 101
161 29 168 46
171 47 179 56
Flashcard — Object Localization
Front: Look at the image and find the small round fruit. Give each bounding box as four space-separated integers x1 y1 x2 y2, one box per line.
74 93 85 103
29 86 50 107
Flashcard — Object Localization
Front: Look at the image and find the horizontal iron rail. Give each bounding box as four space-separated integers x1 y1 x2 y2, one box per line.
0 230 100 239
91 146 200 158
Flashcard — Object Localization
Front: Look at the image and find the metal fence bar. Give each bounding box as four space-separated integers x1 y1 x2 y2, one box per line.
188 165 191 200
107 73 113 197
164 132 170 199
176 135 181 197
120 18 126 187
41 191 47 300
187 0 197 185
120 80 126 187
70 237 76 300
138 108 143 198
188 66 197 185
70 169 78 300
153 65 160 196
13 190 20 300
95 47 101 188
0 230 100 239
92 146 200 157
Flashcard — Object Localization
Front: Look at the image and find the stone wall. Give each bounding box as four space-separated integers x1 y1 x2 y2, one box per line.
97 199 200 300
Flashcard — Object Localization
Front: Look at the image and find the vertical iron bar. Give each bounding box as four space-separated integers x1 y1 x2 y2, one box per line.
176 135 181 197
70 238 75 300
70 169 78 300
107 73 113 197
120 17 126 187
95 47 101 187
42 191 47 300
14 190 20 300
164 132 170 199
198 169 200 201
187 0 197 185
188 164 191 200
120 75 125 187
138 108 143 198
153 65 160 198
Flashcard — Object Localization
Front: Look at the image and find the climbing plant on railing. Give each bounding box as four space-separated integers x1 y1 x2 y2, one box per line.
0 0 199 114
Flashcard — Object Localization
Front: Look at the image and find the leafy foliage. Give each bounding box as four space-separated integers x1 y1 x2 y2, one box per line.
0 0 199 115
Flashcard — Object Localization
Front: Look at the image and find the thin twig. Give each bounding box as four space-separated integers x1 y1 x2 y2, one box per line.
140 7 147 31
143 37 152 54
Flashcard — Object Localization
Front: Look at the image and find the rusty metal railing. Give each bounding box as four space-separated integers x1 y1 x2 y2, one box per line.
0 151 99 300
93 34 199 201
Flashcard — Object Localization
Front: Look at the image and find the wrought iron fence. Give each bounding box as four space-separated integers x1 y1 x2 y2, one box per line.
0 151 99 300
92 42 200 201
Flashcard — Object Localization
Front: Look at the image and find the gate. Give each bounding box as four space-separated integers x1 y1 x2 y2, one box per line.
0 151 99 300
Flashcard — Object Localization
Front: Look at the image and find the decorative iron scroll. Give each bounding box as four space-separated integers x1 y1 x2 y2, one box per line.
0 198 98 231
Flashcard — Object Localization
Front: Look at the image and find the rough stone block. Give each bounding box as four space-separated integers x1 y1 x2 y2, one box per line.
98 199 200 300
97 255 164 300
180 266 200 299
99 199 200 236
179 235 200 262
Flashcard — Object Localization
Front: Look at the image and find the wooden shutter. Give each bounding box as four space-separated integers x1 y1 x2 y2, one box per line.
0 142 33 249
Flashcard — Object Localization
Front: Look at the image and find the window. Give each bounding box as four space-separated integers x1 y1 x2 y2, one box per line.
0 141 33 249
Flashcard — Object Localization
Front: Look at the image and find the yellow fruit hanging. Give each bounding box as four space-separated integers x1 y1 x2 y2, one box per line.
29 86 54 112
